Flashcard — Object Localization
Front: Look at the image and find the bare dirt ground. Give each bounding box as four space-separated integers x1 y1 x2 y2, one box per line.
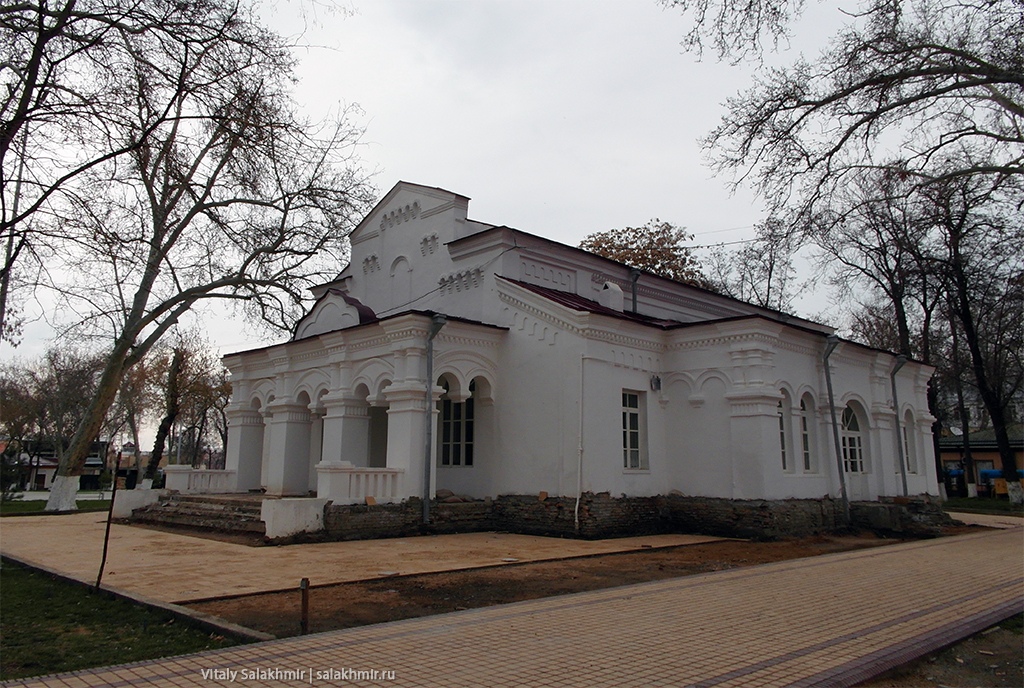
186 532 891 636
185 526 1021 686
858 617 1023 688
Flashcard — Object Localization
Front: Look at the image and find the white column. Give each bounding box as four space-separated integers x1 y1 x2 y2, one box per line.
264 400 312 496
224 404 264 492
319 393 370 466
308 407 324 493
383 382 436 501
726 391 778 499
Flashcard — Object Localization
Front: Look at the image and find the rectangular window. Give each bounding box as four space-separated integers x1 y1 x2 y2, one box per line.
621 391 647 470
441 397 474 466
842 435 863 473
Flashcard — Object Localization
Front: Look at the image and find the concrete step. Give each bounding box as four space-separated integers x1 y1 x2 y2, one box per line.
130 495 266 535
131 509 267 534
158 499 264 515
170 494 266 509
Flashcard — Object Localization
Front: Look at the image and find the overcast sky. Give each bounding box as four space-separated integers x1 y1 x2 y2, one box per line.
4 0 849 361
280 0 777 240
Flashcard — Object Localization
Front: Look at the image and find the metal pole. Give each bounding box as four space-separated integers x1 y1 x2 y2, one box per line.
423 314 447 524
300 577 309 635
890 355 908 496
96 450 121 591
823 335 850 525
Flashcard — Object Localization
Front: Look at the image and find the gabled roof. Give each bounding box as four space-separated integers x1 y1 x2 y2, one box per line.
452 224 828 331
500 276 931 365
347 181 469 243
500 277 682 329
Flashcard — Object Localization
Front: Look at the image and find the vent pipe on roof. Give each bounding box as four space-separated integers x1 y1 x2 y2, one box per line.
629 269 641 313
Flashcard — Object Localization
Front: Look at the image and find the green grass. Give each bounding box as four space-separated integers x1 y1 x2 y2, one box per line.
0 560 242 680
943 496 1024 516
0 500 111 516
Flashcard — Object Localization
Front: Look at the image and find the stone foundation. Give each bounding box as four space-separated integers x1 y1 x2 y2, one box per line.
662 494 842 540
311 492 952 543
851 495 955 538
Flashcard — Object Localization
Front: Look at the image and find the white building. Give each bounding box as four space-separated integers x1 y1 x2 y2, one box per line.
192 182 938 529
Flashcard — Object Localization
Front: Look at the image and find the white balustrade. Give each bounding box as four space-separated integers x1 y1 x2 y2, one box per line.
163 466 237 494
316 462 403 504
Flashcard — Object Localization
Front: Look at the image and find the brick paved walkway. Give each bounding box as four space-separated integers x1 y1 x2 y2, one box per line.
0 513 718 603
4 527 1021 687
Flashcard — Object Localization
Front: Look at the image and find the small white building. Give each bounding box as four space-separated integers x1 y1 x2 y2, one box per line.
200 182 937 529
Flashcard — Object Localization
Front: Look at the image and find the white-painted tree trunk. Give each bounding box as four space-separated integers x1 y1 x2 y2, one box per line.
45 475 80 511
1007 481 1023 505
138 478 154 489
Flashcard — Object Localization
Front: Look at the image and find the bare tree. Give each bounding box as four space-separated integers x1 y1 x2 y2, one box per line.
22 0 374 510
830 167 1022 488
579 219 709 287
0 363 40 496
659 0 804 62
663 0 1022 219
706 218 799 311
926 173 1024 484
143 335 230 477
145 347 184 482
2 0 231 339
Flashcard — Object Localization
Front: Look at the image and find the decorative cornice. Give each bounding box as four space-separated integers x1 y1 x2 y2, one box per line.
379 201 420 230
439 266 485 294
666 331 776 352
500 286 664 350
420 200 456 219
436 333 503 349
420 232 439 256
362 254 380 273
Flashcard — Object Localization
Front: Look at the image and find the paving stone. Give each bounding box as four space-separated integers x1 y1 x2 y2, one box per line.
2 520 1020 687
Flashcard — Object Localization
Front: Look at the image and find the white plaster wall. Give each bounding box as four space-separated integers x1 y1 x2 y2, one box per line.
224 183 940 506
348 186 475 319
480 309 581 497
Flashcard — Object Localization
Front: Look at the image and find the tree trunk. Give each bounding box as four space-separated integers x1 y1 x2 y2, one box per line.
949 246 1019 484
146 348 184 480
44 337 133 511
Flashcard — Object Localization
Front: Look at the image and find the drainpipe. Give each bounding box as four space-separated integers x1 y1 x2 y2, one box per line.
575 355 587 533
629 269 641 313
891 354 909 497
423 314 447 524
823 334 850 525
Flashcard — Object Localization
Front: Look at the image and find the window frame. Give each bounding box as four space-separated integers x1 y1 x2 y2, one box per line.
841 405 865 474
902 410 918 474
778 400 790 471
799 398 814 472
440 394 474 467
621 390 648 471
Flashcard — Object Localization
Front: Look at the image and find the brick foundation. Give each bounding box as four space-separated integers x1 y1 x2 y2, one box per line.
314 492 951 543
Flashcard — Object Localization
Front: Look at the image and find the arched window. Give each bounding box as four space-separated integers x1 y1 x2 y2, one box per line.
799 397 814 472
778 400 789 470
903 410 918 474
841 406 865 473
778 391 794 472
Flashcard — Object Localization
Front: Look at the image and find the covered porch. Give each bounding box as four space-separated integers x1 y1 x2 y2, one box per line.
169 313 503 509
